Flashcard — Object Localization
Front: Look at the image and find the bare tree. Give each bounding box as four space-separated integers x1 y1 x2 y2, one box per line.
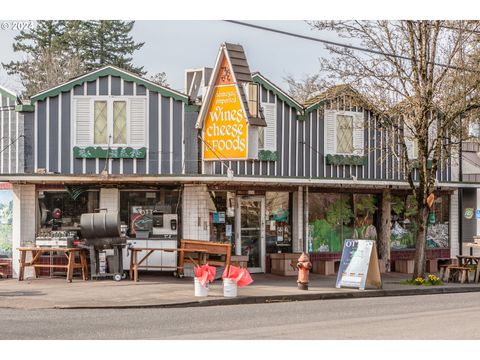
17 48 84 98
283 73 327 103
149 72 169 87
309 20 480 278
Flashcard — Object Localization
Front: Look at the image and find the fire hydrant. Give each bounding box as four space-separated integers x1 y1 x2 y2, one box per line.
296 252 312 290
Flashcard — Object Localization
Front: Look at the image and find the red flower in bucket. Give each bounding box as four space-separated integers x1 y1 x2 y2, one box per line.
194 264 216 287
222 265 253 287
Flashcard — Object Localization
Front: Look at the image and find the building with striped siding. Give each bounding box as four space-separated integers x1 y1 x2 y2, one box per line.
0 42 462 278
0 85 24 175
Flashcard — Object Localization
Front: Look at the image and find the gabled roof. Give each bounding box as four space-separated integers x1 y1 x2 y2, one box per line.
224 42 252 83
31 65 189 103
304 84 375 113
252 72 303 112
0 84 16 102
197 42 266 129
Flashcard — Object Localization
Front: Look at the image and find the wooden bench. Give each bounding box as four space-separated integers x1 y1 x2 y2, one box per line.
444 266 471 284
177 240 231 276
312 260 340 275
0 262 9 278
394 259 415 274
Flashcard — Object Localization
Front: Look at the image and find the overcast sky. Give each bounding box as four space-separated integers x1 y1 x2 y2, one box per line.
0 20 337 95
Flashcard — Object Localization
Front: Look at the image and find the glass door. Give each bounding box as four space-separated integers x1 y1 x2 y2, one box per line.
235 196 265 273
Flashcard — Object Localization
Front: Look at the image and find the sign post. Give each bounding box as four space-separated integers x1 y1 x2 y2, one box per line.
335 239 382 290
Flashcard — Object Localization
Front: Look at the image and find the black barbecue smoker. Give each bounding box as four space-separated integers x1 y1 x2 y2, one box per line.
80 211 127 281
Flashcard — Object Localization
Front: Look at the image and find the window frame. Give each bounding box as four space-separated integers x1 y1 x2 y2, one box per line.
335 113 354 155
91 97 130 147
74 96 147 147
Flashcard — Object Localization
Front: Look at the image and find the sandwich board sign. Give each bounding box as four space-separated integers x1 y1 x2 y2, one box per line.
335 239 382 290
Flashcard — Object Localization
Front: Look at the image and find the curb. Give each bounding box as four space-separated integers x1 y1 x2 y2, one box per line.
53 285 480 310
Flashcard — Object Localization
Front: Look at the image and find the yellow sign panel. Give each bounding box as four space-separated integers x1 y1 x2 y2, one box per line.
203 85 248 160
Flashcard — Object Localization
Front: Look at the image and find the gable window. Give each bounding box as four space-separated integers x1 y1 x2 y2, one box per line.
336 115 354 154
406 138 418 159
74 97 146 147
324 109 364 156
94 101 108 144
113 101 127 144
244 82 260 118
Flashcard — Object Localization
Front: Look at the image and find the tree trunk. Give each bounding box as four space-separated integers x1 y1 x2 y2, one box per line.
413 205 429 278
379 189 391 272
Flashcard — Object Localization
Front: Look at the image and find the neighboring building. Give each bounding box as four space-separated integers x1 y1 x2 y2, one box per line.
456 141 480 256
0 43 459 278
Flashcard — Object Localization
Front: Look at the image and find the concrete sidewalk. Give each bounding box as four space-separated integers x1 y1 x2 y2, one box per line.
1 272 480 309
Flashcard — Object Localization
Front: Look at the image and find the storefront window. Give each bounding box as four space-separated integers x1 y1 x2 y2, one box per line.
119 188 180 238
38 190 99 230
265 192 292 254
308 193 354 252
352 194 378 241
391 194 449 249
308 192 379 253
207 191 236 254
427 195 449 248
0 190 13 258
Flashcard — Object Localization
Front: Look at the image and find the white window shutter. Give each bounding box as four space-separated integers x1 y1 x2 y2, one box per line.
404 125 416 159
405 139 415 159
428 118 437 150
324 109 336 154
129 98 146 146
262 103 276 151
353 112 365 155
74 98 92 145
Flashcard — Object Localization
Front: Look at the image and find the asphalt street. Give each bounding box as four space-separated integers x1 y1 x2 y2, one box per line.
1 292 480 339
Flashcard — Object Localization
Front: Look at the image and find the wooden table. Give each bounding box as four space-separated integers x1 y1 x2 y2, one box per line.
457 255 480 283
129 247 209 282
17 247 88 282
178 240 232 277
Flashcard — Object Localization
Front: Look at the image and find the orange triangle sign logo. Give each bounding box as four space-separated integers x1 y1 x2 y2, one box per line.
215 55 234 86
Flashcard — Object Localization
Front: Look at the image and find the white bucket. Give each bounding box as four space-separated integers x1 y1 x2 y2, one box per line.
194 277 209 297
223 278 238 298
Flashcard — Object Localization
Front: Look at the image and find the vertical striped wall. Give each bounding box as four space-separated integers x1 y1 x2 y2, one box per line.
0 93 24 174
30 75 191 176
206 84 452 183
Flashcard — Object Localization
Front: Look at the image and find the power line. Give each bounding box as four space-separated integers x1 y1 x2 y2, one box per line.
224 20 480 73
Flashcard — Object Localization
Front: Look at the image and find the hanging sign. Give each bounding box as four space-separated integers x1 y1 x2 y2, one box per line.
336 239 382 290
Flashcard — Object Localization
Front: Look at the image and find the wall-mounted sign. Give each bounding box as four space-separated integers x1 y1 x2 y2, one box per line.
73 146 146 159
202 52 249 160
465 208 474 219
203 85 247 160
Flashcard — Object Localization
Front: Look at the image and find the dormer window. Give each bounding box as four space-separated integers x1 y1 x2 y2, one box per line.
246 82 260 117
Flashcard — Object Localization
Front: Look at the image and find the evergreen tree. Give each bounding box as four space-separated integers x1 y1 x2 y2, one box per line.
3 20 68 78
77 20 145 75
2 20 145 96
